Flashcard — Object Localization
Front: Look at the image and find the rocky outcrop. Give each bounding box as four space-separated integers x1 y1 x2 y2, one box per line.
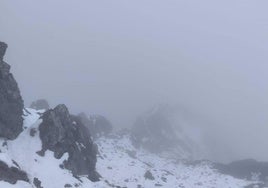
38 104 99 181
33 177 43 188
131 105 180 153
78 113 112 139
0 41 24 139
0 160 29 184
0 42 7 61
30 99 50 110
130 104 205 161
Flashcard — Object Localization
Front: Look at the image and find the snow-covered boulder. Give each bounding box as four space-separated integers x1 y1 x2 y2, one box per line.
0 41 24 139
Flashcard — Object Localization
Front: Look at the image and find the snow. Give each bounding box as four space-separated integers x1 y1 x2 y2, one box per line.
0 108 263 187
0 152 15 168
0 181 32 188
95 135 255 188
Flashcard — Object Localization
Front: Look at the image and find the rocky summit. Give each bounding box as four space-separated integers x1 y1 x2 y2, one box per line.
0 41 24 139
38 104 99 181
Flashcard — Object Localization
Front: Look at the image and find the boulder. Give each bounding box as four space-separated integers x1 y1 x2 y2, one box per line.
144 170 155 180
33 177 43 188
78 113 112 139
0 41 24 139
38 104 99 181
0 160 29 184
30 99 50 110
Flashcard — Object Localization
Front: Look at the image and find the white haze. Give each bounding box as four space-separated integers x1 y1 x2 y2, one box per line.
0 0 268 162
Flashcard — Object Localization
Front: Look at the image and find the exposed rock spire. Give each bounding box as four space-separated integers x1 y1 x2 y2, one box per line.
0 41 24 139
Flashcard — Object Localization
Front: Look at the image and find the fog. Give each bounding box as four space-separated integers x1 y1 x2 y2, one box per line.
1 0 268 162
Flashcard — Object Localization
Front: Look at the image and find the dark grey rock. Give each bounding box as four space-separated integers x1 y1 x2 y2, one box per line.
144 170 155 180
33 177 43 188
39 104 99 181
78 113 112 139
0 42 7 61
0 41 24 139
0 160 29 184
30 99 50 110
30 128 37 137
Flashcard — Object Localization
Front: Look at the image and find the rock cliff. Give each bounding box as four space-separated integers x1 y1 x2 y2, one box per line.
0 41 24 139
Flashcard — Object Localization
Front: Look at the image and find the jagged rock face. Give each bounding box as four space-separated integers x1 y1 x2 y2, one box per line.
30 99 50 110
0 160 29 184
78 113 112 139
0 42 24 139
39 104 99 181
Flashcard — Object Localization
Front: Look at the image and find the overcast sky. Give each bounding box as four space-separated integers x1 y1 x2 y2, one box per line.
1 0 268 162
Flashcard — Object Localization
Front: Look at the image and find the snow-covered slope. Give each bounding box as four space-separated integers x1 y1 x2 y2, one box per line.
0 108 264 188
96 135 262 188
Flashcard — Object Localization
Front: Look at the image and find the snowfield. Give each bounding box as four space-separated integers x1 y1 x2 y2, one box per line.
96 136 256 188
0 108 263 188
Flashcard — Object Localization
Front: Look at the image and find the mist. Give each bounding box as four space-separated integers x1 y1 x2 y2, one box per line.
1 0 268 163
